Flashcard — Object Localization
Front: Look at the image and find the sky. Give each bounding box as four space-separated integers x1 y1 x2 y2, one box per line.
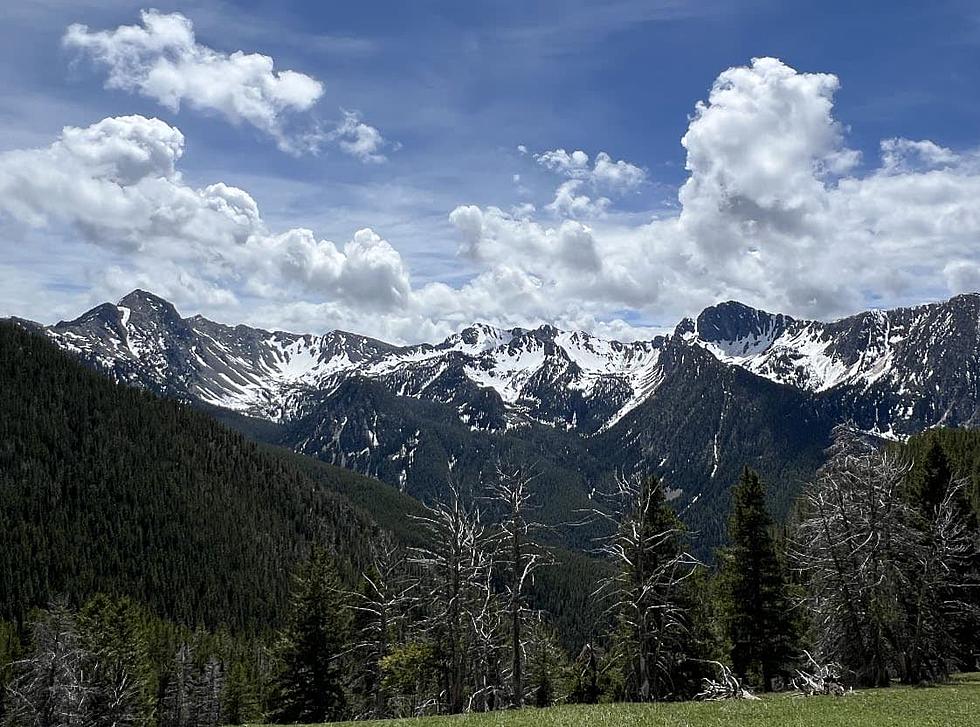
2 0 980 343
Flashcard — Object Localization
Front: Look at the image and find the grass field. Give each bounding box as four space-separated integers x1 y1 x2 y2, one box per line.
272 673 980 727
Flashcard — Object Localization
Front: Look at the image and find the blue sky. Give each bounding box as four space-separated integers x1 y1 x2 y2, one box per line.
2 1 980 341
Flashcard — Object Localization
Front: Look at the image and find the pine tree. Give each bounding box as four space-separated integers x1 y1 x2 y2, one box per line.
910 439 954 519
221 660 260 725
524 621 569 707
901 438 980 679
272 547 351 723
77 594 156 727
720 467 797 690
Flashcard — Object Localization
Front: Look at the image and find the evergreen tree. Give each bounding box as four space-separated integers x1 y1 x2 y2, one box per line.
378 641 438 718
221 660 261 725
524 621 570 707
77 594 156 726
720 467 798 690
0 321 385 635
910 439 954 519
272 547 351 724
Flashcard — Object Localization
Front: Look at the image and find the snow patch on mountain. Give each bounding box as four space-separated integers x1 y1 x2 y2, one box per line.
36 289 980 438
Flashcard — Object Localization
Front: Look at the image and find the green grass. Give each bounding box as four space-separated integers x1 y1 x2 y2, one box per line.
269 673 980 727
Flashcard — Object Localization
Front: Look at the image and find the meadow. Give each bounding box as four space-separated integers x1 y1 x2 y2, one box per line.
279 673 980 727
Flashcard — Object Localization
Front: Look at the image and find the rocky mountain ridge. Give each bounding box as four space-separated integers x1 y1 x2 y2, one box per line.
17 289 979 550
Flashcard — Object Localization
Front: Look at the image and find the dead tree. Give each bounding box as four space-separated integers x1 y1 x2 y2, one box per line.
791 427 915 686
191 657 225 727
466 541 505 713
485 462 554 708
409 481 495 714
792 650 846 696
349 535 416 718
587 473 701 701
4 603 95 727
160 643 195 727
696 661 759 701
791 425 978 686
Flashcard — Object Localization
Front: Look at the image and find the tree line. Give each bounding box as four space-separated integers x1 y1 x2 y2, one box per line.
4 424 978 725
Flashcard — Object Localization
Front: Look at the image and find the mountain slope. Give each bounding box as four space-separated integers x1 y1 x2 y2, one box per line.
45 290 667 435
0 320 417 632
682 295 980 435
24 289 980 554
45 290 980 443
593 338 833 544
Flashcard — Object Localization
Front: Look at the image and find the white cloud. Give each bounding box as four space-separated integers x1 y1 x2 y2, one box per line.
6 58 980 343
544 180 610 218
457 58 980 326
450 203 602 272
62 9 393 159
328 110 390 163
533 147 647 192
528 147 646 221
880 137 958 173
0 115 411 316
592 151 648 190
535 148 591 178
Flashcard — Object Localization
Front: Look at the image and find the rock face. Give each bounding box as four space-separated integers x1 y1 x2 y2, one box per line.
681 294 980 435
45 289 670 435
26 289 980 547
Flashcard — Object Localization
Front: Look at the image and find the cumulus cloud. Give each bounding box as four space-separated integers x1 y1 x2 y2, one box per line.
592 151 648 190
458 57 980 326
7 57 980 343
667 56 980 316
64 10 323 153
534 148 647 192
0 115 411 315
527 147 646 220
545 180 610 218
535 148 591 178
0 113 643 341
451 204 602 271
328 110 391 163
62 9 394 161
880 138 958 173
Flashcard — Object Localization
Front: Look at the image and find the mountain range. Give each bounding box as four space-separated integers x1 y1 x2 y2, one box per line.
15 289 980 548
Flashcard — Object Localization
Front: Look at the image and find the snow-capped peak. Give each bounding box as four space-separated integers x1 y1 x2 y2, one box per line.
37 289 980 438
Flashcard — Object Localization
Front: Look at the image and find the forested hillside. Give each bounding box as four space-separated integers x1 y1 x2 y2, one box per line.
0 321 397 632
901 428 980 516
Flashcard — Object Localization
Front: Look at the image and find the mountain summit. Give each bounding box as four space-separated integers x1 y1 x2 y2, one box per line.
42 290 980 438
22 290 980 547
